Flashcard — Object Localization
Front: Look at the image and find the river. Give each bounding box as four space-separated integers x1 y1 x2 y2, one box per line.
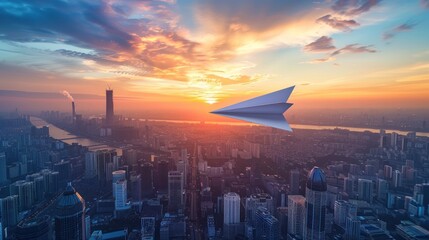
30 117 122 154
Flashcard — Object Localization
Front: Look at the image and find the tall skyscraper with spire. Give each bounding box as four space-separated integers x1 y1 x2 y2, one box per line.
55 183 86 240
106 88 114 125
304 167 327 240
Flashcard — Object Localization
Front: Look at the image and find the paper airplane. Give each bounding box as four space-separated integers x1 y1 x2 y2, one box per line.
210 86 295 131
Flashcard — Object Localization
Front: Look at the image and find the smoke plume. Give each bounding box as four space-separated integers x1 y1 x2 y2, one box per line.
61 90 74 102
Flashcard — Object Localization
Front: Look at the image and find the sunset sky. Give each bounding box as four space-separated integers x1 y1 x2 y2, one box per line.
0 0 429 118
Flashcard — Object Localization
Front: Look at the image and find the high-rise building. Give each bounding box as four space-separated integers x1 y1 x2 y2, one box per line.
377 178 388 201
15 215 51 240
130 174 142 201
224 192 241 224
0 221 3 240
157 160 169 192
96 150 116 187
290 169 300 195
106 89 114 125
245 193 274 227
114 179 127 211
55 183 85 240
334 200 357 229
255 207 280 240
141 163 154 198
384 165 393 179
345 216 360 240
168 171 184 212
112 170 126 196
287 195 305 237
0 152 6 183
84 151 97 179
10 180 34 211
159 213 186 240
391 132 398 150
141 217 155 240
207 215 216 239
343 177 354 196
358 179 373 203
304 167 327 240
0 195 19 228
393 170 402 188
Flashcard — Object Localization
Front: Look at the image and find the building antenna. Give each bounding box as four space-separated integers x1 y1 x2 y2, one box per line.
107 83 111 90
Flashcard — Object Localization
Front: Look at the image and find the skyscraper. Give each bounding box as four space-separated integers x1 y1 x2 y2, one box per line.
130 174 142 201
358 179 373 203
9 180 34 211
245 193 274 238
290 169 300 195
0 195 19 228
304 167 327 240
0 152 6 183
106 89 114 125
112 170 126 196
288 195 305 237
334 200 357 229
15 215 51 240
393 170 402 188
96 150 116 187
255 207 280 240
141 162 154 198
141 217 155 240
55 183 85 240
377 178 388 201
114 179 128 211
345 216 360 240
168 171 184 212
224 192 241 224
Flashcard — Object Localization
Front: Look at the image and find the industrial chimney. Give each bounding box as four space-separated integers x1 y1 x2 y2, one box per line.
72 101 76 124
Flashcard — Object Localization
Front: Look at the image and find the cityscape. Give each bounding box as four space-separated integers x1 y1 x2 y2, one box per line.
1 1 429 240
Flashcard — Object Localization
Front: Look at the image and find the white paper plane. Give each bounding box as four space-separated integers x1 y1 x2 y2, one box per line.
210 86 295 131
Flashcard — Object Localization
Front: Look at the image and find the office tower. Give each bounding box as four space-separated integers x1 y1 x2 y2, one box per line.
159 213 186 240
255 207 280 240
288 195 305 237
106 88 114 125
290 169 300 195
0 195 19 228
207 215 216 239
141 217 155 240
393 170 402 188
176 160 187 186
96 150 116 187
114 179 127 210
345 216 360 240
84 151 97 179
112 170 126 196
224 192 241 224
141 163 154 198
168 171 184 212
130 174 142 201
157 160 169 192
334 200 357 229
10 180 34 211
358 179 373 203
0 152 6 183
343 177 354 195
377 178 388 201
15 215 51 240
245 193 274 231
55 183 85 240
384 165 393 179
304 167 327 240
391 132 398 149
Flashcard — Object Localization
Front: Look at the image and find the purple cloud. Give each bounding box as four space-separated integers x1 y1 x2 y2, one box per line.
331 44 376 56
421 0 429 9
332 0 382 16
383 23 417 40
304 36 336 52
317 15 360 31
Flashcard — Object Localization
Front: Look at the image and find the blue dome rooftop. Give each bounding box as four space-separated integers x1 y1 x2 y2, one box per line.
306 167 327 191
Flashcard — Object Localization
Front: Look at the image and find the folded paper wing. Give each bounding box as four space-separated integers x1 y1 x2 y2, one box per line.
211 86 295 131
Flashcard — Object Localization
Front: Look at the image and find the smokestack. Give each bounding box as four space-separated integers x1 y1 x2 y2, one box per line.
72 101 76 124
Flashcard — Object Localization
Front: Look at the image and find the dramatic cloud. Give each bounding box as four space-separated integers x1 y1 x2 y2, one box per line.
317 15 360 31
304 36 336 52
383 23 417 40
331 0 382 16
